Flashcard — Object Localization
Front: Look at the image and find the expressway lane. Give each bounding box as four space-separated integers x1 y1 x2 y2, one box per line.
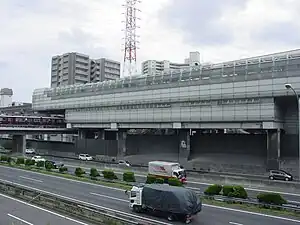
0 165 300 225
63 163 300 202
0 194 89 225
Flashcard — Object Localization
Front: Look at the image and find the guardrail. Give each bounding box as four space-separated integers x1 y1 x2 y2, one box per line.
199 193 300 212
0 179 170 225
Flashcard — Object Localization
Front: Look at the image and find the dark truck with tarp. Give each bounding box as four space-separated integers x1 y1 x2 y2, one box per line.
126 183 202 223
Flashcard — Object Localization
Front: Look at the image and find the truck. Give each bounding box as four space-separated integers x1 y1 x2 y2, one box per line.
126 184 202 224
148 161 187 183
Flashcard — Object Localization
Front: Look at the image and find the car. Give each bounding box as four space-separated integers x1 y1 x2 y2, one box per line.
78 154 93 161
118 160 131 167
45 160 64 169
31 156 46 162
25 148 36 154
269 169 293 181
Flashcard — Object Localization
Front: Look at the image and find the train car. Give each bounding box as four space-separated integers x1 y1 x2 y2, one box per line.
0 114 66 127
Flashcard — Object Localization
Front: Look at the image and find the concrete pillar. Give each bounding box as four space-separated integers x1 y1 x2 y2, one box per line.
178 130 191 167
12 135 26 154
117 129 127 159
267 129 281 170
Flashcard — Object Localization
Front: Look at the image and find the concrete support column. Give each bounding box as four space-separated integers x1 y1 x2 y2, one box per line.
96 130 105 140
178 129 191 167
267 129 281 170
77 129 87 153
12 135 26 154
117 129 127 159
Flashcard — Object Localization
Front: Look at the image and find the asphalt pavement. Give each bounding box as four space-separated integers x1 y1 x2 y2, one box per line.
61 162 300 202
0 165 300 225
0 193 89 225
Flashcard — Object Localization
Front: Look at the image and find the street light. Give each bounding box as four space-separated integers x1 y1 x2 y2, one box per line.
285 83 300 180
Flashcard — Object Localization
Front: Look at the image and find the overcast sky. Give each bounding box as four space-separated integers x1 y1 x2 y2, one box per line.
1 0 300 102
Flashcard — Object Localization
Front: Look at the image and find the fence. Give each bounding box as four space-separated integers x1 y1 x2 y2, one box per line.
0 179 170 225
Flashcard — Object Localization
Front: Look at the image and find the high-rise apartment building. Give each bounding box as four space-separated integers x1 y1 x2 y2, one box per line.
51 52 120 88
141 51 200 76
90 58 121 82
0 88 13 108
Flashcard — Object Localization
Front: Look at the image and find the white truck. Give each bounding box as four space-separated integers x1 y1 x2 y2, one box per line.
148 161 187 183
126 184 202 224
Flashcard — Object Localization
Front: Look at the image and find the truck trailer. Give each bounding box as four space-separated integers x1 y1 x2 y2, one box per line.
148 161 187 183
126 184 202 224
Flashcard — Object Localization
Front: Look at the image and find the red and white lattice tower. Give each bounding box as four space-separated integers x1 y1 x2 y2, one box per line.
122 0 140 77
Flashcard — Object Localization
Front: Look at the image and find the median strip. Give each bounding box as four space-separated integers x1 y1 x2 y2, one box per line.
0 160 300 221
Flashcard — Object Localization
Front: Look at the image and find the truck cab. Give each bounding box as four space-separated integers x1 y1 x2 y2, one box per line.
127 185 144 213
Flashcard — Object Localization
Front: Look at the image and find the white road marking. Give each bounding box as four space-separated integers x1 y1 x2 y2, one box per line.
20 176 43 183
64 164 300 197
0 179 173 225
3 194 89 225
7 213 34 225
1 177 300 224
229 222 243 225
90 192 127 202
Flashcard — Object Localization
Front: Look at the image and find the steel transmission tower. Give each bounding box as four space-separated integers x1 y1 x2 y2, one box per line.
122 0 140 77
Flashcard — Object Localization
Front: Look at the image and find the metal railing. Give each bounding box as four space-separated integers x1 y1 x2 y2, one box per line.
0 179 171 225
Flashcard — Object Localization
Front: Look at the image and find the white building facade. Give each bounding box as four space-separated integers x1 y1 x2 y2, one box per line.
141 51 200 76
0 88 13 108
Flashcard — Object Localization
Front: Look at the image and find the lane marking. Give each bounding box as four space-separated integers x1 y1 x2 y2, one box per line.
0 165 124 191
66 164 300 197
0 179 173 225
20 176 43 183
90 192 127 202
229 222 243 225
1 178 300 224
7 213 34 225
3 194 89 225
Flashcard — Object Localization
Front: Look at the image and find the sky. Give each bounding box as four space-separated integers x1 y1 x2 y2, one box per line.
1 0 300 102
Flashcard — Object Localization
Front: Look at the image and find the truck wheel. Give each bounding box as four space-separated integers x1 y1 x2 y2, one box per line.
133 205 141 213
167 215 173 221
185 219 191 224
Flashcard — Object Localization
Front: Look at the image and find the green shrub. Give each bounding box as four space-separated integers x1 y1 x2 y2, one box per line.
6 156 12 163
75 167 85 177
59 166 68 173
257 193 287 205
16 157 25 165
204 184 222 195
36 161 45 168
222 185 234 196
155 178 164 184
90 168 100 178
168 177 183 186
146 175 157 184
25 159 35 166
123 172 136 182
45 161 54 171
102 170 118 180
0 155 8 162
227 186 248 199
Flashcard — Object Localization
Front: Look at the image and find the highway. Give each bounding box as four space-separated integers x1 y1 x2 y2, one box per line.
61 163 300 202
0 193 89 225
0 165 300 225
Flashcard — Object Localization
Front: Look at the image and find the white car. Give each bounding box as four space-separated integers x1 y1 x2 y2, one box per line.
25 148 36 154
78 154 93 161
118 160 131 167
31 156 46 162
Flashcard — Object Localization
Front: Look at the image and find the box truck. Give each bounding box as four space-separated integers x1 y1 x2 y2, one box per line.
148 161 187 183
126 184 202 224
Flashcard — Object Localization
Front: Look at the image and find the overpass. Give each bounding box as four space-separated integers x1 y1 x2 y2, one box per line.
31 49 300 172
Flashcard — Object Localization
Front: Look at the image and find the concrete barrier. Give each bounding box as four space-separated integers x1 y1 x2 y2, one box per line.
0 179 165 225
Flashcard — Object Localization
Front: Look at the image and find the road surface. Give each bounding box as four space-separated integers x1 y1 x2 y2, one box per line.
61 162 300 202
0 165 299 225
0 193 89 225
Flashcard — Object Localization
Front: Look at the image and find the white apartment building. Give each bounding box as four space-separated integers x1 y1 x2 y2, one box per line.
141 51 200 76
51 52 121 88
0 88 13 108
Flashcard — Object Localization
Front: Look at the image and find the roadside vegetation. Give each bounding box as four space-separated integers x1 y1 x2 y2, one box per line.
0 155 298 219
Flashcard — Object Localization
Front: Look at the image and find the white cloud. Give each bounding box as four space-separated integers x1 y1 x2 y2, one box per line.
0 0 299 101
